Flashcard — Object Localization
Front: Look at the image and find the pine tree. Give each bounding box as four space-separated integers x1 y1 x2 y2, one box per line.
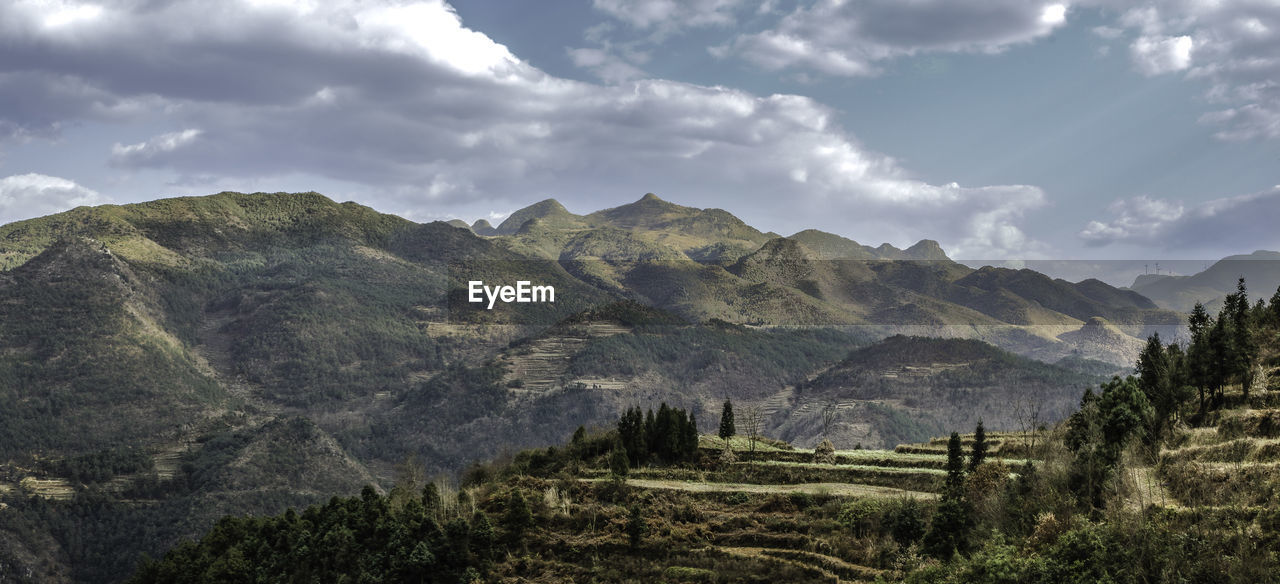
618 407 647 467
719 399 736 443
683 410 699 459
443 516 471 571
1187 302 1213 412
1230 278 1258 398
1209 316 1231 406
422 483 442 520
944 431 966 495
969 421 987 471
470 512 495 565
609 442 629 477
502 489 533 545
1136 332 1175 440
1269 285 1280 327
626 504 647 549
924 431 971 558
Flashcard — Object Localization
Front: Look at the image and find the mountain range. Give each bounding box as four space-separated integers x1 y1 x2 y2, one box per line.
0 190 1211 582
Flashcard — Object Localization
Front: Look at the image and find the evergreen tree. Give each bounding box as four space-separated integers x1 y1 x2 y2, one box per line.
1208 316 1231 406
470 511 495 565
1136 332 1175 440
719 399 736 442
609 442 629 478
1187 302 1213 412
1067 377 1152 509
502 489 534 545
925 432 971 558
682 409 699 459
969 421 987 471
422 483 442 520
653 403 674 461
1230 278 1258 398
443 516 471 572
1269 285 1280 327
618 407 647 467
944 432 966 495
626 504 647 549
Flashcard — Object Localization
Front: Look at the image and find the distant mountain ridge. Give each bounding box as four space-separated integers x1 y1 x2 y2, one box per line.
1128 250 1280 312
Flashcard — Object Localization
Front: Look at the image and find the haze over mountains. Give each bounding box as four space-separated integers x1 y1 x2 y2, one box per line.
1127 250 1280 312
0 190 1235 581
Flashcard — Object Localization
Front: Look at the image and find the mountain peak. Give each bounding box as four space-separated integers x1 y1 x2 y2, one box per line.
786 229 876 260
905 239 949 261
640 192 663 202
496 198 583 235
471 219 497 236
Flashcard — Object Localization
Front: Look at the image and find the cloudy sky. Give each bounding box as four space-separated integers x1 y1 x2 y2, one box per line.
1 0 1278 271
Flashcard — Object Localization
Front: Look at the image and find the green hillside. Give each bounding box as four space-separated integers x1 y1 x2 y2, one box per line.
0 190 1206 582
120 280 1280 584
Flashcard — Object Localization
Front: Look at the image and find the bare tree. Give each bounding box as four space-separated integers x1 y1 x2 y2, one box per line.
742 405 764 453
1014 393 1043 457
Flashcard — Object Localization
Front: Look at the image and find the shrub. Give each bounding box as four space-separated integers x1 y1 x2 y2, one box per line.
813 439 836 465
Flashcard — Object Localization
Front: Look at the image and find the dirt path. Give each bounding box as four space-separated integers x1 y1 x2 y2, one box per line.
585 478 938 500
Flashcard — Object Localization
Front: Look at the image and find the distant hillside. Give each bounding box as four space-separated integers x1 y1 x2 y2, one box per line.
776 335 1102 449
1129 250 1280 311
786 229 948 261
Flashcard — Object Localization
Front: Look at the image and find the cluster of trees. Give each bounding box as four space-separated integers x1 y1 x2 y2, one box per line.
1137 279 1280 426
45 445 154 485
918 423 992 559
129 484 536 584
1063 377 1152 509
614 403 699 470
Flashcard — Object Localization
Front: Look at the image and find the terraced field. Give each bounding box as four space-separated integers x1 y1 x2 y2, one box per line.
499 322 631 394
559 431 1042 582
612 478 938 500
1155 410 1280 509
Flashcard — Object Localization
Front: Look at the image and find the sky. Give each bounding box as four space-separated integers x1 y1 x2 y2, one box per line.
1 0 1278 278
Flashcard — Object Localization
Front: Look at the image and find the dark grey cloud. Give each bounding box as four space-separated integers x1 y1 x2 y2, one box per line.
1080 187 1280 253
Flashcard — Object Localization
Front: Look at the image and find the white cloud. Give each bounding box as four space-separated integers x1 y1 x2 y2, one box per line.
1130 34 1194 75
0 173 107 224
1080 188 1280 253
1079 195 1185 245
719 0 1071 77
110 129 202 165
1090 0 1280 141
